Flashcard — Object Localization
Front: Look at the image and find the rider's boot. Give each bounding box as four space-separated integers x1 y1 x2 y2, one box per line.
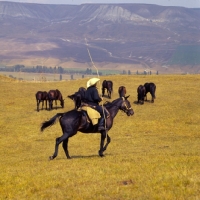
98 117 106 131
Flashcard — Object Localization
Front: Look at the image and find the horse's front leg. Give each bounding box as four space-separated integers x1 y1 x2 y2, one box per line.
42 100 44 110
108 90 111 99
49 100 52 110
103 134 111 152
150 93 154 103
99 131 107 157
45 100 48 110
102 88 105 97
37 100 40 112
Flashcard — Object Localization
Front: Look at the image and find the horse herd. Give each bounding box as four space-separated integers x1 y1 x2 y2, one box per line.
36 80 156 112
35 89 64 112
38 80 156 159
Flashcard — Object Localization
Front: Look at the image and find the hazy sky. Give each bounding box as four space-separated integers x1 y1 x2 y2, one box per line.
0 0 200 8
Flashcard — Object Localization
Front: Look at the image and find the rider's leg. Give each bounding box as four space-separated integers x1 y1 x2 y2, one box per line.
96 106 107 131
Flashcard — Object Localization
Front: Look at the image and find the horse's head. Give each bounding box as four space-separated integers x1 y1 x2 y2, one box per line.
68 92 82 109
120 96 134 116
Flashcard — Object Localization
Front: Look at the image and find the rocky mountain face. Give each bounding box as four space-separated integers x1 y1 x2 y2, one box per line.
0 2 200 73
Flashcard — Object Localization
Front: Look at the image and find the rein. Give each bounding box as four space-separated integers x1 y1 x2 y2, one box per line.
121 97 132 113
85 38 107 132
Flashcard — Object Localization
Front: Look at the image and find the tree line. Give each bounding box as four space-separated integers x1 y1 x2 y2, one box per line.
0 65 102 75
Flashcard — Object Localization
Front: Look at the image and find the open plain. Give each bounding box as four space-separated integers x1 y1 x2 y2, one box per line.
0 74 199 199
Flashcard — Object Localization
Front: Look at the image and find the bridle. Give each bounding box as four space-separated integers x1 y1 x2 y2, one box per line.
121 97 132 114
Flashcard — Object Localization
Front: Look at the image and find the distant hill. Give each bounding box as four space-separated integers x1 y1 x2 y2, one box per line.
0 2 200 73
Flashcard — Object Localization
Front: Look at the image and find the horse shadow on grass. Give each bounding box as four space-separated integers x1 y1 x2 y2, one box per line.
133 100 152 105
102 95 111 99
34 106 64 112
49 153 112 160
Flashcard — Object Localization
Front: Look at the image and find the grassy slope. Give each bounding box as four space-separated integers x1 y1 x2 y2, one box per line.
0 74 199 200
169 45 200 65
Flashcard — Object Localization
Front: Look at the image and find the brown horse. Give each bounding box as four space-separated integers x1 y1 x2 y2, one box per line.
48 89 64 110
102 80 113 99
68 87 86 109
137 85 146 104
35 91 48 112
41 96 134 160
118 86 126 97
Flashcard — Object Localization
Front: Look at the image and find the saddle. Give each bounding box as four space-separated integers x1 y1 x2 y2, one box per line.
78 103 109 126
80 106 100 125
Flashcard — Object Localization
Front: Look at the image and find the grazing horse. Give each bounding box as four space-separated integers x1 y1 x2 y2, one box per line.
35 91 48 112
48 89 64 110
102 80 113 99
144 82 156 103
118 86 126 97
41 96 134 160
137 85 146 104
68 87 86 109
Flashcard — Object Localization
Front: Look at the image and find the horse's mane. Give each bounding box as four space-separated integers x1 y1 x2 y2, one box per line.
103 98 120 109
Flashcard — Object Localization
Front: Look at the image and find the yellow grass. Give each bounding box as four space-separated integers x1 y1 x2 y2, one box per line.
0 74 200 200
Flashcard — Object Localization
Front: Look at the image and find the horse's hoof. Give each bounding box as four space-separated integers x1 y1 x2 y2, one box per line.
98 151 104 157
49 156 54 160
67 156 71 159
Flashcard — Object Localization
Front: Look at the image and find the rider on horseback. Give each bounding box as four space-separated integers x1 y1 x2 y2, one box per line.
84 77 108 131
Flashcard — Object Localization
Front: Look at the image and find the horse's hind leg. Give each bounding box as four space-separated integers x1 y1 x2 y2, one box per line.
102 134 111 152
62 138 71 159
150 92 154 103
49 134 69 160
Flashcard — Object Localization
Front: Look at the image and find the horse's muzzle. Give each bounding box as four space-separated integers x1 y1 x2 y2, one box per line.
127 109 134 116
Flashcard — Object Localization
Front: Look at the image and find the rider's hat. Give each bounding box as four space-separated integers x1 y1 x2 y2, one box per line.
87 77 100 88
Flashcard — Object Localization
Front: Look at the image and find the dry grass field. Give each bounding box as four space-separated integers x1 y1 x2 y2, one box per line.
0 74 200 200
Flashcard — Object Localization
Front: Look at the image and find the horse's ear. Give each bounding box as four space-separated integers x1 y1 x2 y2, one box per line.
125 95 130 100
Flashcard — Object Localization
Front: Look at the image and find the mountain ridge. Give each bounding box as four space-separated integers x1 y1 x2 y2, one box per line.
0 2 200 73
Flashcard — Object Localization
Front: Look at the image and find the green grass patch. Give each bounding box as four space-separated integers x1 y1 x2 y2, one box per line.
168 45 200 65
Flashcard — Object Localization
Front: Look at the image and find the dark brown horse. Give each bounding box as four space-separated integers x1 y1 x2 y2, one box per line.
118 86 126 97
48 89 64 110
35 91 48 112
41 96 134 160
68 87 86 109
144 82 156 103
102 80 113 99
137 85 146 104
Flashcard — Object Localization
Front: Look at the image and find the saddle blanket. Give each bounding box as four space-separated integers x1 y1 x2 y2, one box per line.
81 106 101 125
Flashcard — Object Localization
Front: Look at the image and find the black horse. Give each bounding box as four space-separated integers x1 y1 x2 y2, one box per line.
102 80 113 99
35 91 48 112
144 82 156 103
48 89 64 110
68 87 86 109
137 85 146 104
118 86 126 98
41 96 134 160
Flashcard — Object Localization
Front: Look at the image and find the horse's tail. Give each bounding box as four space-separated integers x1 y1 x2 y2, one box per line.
41 113 63 132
